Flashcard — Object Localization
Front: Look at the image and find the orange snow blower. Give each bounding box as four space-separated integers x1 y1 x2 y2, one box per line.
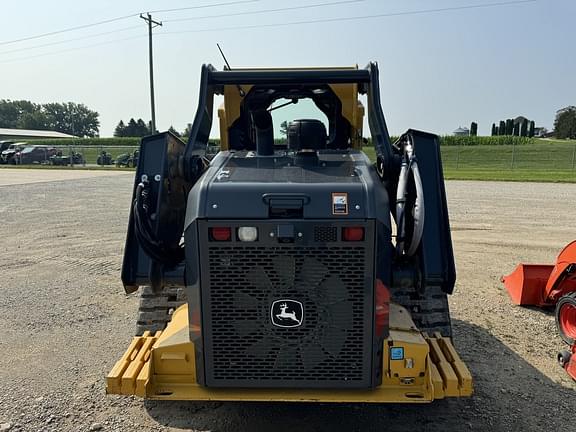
502 241 576 380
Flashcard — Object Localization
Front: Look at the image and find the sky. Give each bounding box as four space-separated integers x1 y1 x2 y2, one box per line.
1 0 575 138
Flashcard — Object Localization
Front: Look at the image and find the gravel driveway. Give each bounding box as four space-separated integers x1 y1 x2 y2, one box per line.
0 170 574 431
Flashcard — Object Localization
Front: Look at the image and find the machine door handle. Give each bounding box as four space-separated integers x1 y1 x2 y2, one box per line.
262 193 311 206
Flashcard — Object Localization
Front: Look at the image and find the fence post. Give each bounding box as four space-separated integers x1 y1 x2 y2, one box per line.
572 143 576 170
456 141 461 169
511 139 516 169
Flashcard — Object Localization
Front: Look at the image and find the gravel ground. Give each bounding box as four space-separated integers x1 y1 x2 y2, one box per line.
0 171 575 432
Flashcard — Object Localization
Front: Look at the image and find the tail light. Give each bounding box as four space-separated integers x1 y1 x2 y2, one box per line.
375 279 390 337
342 226 364 241
210 227 231 241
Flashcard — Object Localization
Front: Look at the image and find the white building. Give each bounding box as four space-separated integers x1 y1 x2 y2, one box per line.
453 127 470 136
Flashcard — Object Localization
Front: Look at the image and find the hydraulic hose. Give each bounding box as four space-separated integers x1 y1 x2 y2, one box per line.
407 159 425 256
395 135 425 257
133 181 185 266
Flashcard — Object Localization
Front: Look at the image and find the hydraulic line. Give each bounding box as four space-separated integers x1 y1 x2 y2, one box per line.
395 135 425 257
133 181 185 266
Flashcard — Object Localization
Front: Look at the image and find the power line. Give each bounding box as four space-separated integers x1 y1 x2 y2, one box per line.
162 0 537 35
0 25 142 56
0 35 146 64
163 0 367 23
0 0 364 57
0 14 138 46
0 0 537 64
149 0 261 15
0 0 261 47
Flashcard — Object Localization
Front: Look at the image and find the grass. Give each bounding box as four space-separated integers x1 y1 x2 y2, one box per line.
5 138 576 183
442 169 576 183
363 139 576 183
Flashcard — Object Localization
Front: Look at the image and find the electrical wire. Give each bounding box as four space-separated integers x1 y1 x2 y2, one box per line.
0 0 537 63
0 35 146 64
0 25 142 56
0 13 138 46
163 0 366 23
161 0 537 35
0 0 359 55
148 0 261 15
0 0 261 46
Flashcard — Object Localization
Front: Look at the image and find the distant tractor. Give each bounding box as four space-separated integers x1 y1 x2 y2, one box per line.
50 151 85 166
97 151 115 166
115 150 139 168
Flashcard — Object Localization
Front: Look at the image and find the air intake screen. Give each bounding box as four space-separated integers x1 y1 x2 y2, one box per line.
199 226 374 388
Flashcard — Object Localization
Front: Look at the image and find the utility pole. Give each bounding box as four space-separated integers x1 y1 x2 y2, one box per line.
140 13 162 135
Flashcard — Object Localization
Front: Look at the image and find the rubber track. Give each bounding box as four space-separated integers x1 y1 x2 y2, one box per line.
136 286 187 336
389 284 453 338
136 284 452 338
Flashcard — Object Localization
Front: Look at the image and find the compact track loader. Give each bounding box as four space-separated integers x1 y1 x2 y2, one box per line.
107 63 472 402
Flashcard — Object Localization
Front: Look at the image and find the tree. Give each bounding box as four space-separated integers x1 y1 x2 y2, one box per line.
183 123 193 138
0 100 99 136
470 122 478 137
498 120 506 136
505 119 514 135
491 123 497 136
513 122 520 136
42 102 99 137
280 120 289 136
168 125 181 137
124 118 138 136
136 119 149 136
528 120 535 138
17 111 50 130
114 120 127 137
554 106 576 139
520 119 528 137
0 100 41 128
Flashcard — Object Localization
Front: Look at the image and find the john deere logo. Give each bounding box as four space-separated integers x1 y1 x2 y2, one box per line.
271 300 303 328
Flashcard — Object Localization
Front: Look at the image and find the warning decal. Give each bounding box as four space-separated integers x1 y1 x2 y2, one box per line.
332 192 349 215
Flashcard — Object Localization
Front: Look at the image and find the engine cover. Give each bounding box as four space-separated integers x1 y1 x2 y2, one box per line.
183 149 393 389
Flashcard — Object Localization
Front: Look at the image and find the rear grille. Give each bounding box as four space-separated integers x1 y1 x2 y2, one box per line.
201 242 373 388
313 226 337 242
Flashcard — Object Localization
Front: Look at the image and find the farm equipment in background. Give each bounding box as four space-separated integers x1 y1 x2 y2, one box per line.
115 149 139 168
97 151 114 166
502 241 576 380
50 151 85 166
107 63 472 403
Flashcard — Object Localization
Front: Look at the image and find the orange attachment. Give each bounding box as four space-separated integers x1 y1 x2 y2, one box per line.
501 264 555 306
501 241 576 307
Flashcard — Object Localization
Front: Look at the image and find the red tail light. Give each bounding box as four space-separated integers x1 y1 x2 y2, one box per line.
375 279 390 337
342 226 364 241
210 227 231 241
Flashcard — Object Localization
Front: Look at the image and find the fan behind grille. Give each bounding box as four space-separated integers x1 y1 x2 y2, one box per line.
202 244 371 387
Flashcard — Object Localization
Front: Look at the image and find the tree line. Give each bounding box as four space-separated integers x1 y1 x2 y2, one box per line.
113 119 192 138
0 99 100 137
490 117 535 137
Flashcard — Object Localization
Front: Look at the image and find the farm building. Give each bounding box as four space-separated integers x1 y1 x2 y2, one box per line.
0 128 77 140
453 126 470 136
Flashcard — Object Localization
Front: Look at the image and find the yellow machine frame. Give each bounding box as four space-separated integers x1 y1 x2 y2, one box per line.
107 304 472 403
217 67 365 151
